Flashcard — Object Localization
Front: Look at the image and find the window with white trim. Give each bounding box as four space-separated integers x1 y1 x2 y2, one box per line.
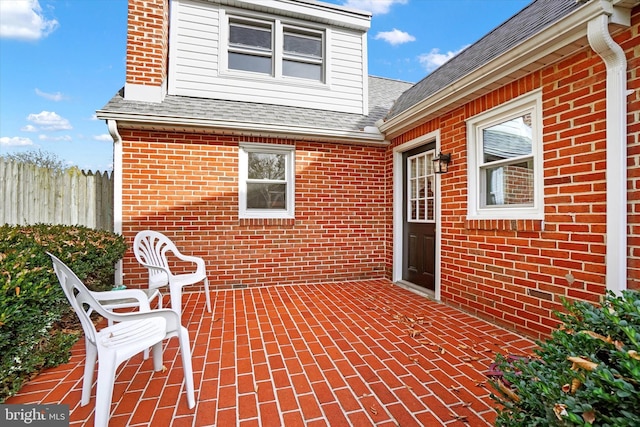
239 144 295 219
226 16 324 82
467 91 543 219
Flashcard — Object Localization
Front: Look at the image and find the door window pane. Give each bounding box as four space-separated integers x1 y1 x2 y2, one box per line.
408 151 435 222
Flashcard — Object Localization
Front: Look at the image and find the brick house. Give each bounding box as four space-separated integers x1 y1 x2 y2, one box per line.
97 0 640 339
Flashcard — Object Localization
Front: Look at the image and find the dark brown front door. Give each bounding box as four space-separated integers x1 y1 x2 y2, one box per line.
402 143 436 291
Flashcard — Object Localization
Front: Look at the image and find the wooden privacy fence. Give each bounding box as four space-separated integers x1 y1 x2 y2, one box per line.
0 158 114 231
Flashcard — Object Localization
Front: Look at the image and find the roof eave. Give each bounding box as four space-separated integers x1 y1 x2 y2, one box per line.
96 110 388 147
379 0 609 139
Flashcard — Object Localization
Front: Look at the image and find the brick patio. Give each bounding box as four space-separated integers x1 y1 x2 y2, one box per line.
6 279 535 426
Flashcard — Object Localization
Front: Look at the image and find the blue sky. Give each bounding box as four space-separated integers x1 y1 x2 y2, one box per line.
0 0 530 172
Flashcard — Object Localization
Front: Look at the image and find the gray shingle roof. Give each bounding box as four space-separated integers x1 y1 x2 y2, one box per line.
98 76 412 135
386 0 583 119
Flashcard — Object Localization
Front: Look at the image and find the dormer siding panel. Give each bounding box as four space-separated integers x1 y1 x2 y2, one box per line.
168 0 367 115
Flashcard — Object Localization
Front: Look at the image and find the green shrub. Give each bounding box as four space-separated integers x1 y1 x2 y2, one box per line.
0 224 126 402
490 290 640 426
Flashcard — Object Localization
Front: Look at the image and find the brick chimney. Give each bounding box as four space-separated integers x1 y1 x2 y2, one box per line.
125 0 168 103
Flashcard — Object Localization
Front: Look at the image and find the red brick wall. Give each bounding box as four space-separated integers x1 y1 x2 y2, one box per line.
126 0 167 87
388 8 640 339
119 130 388 289
626 8 640 290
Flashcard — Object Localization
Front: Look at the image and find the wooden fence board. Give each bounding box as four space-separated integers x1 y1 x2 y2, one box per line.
0 159 114 231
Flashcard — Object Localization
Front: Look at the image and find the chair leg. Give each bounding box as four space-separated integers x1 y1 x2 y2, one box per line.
204 277 212 313
94 353 118 427
169 284 182 319
81 340 98 406
152 341 164 372
178 326 196 409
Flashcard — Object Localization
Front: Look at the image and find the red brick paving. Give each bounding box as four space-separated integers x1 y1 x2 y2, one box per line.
6 279 535 426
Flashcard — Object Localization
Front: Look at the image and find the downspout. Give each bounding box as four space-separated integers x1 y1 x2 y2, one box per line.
107 119 124 286
586 7 629 295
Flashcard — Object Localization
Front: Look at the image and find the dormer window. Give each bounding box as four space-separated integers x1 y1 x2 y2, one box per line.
228 19 273 74
283 27 323 80
226 15 324 82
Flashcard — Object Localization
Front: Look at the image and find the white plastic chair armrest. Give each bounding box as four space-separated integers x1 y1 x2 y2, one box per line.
173 251 204 267
98 308 182 335
91 289 153 311
139 262 174 280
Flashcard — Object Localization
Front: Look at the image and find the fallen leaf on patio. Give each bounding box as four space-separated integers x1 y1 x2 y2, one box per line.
461 356 479 363
440 347 446 354
451 386 462 393
450 413 468 422
459 344 469 350
409 356 420 364
462 402 472 408
407 328 421 338
370 406 378 415
363 326 371 331
161 365 168 373
568 356 598 371
583 409 596 424
254 384 259 393
553 403 568 421
475 380 486 388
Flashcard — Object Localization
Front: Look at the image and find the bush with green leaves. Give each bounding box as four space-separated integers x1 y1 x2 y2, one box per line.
0 224 126 402
490 290 640 426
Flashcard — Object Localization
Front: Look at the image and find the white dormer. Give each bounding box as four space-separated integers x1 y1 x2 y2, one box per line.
167 0 371 114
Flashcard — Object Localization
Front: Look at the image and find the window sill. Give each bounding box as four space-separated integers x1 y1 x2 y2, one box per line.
464 219 542 232
239 218 296 227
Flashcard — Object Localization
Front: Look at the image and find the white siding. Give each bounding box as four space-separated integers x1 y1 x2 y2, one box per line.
168 0 366 115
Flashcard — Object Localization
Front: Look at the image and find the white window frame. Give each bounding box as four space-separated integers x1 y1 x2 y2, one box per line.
466 90 544 220
223 13 325 83
239 143 295 219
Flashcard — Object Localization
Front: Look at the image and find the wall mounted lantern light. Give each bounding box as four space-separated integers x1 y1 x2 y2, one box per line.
433 152 452 174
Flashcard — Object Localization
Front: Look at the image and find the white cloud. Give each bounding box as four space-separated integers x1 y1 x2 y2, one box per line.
342 0 407 15
20 124 38 132
418 45 469 72
0 0 59 41
35 88 66 101
38 134 72 142
27 111 72 131
374 29 415 46
93 134 113 142
0 136 34 147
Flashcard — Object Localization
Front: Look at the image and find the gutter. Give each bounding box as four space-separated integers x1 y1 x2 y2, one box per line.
587 1 634 295
97 111 389 147
107 119 124 286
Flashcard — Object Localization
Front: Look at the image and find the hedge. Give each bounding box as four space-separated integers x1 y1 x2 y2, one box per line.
0 224 126 402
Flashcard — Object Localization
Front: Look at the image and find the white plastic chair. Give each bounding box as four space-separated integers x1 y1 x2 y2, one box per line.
133 230 212 318
48 253 195 427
